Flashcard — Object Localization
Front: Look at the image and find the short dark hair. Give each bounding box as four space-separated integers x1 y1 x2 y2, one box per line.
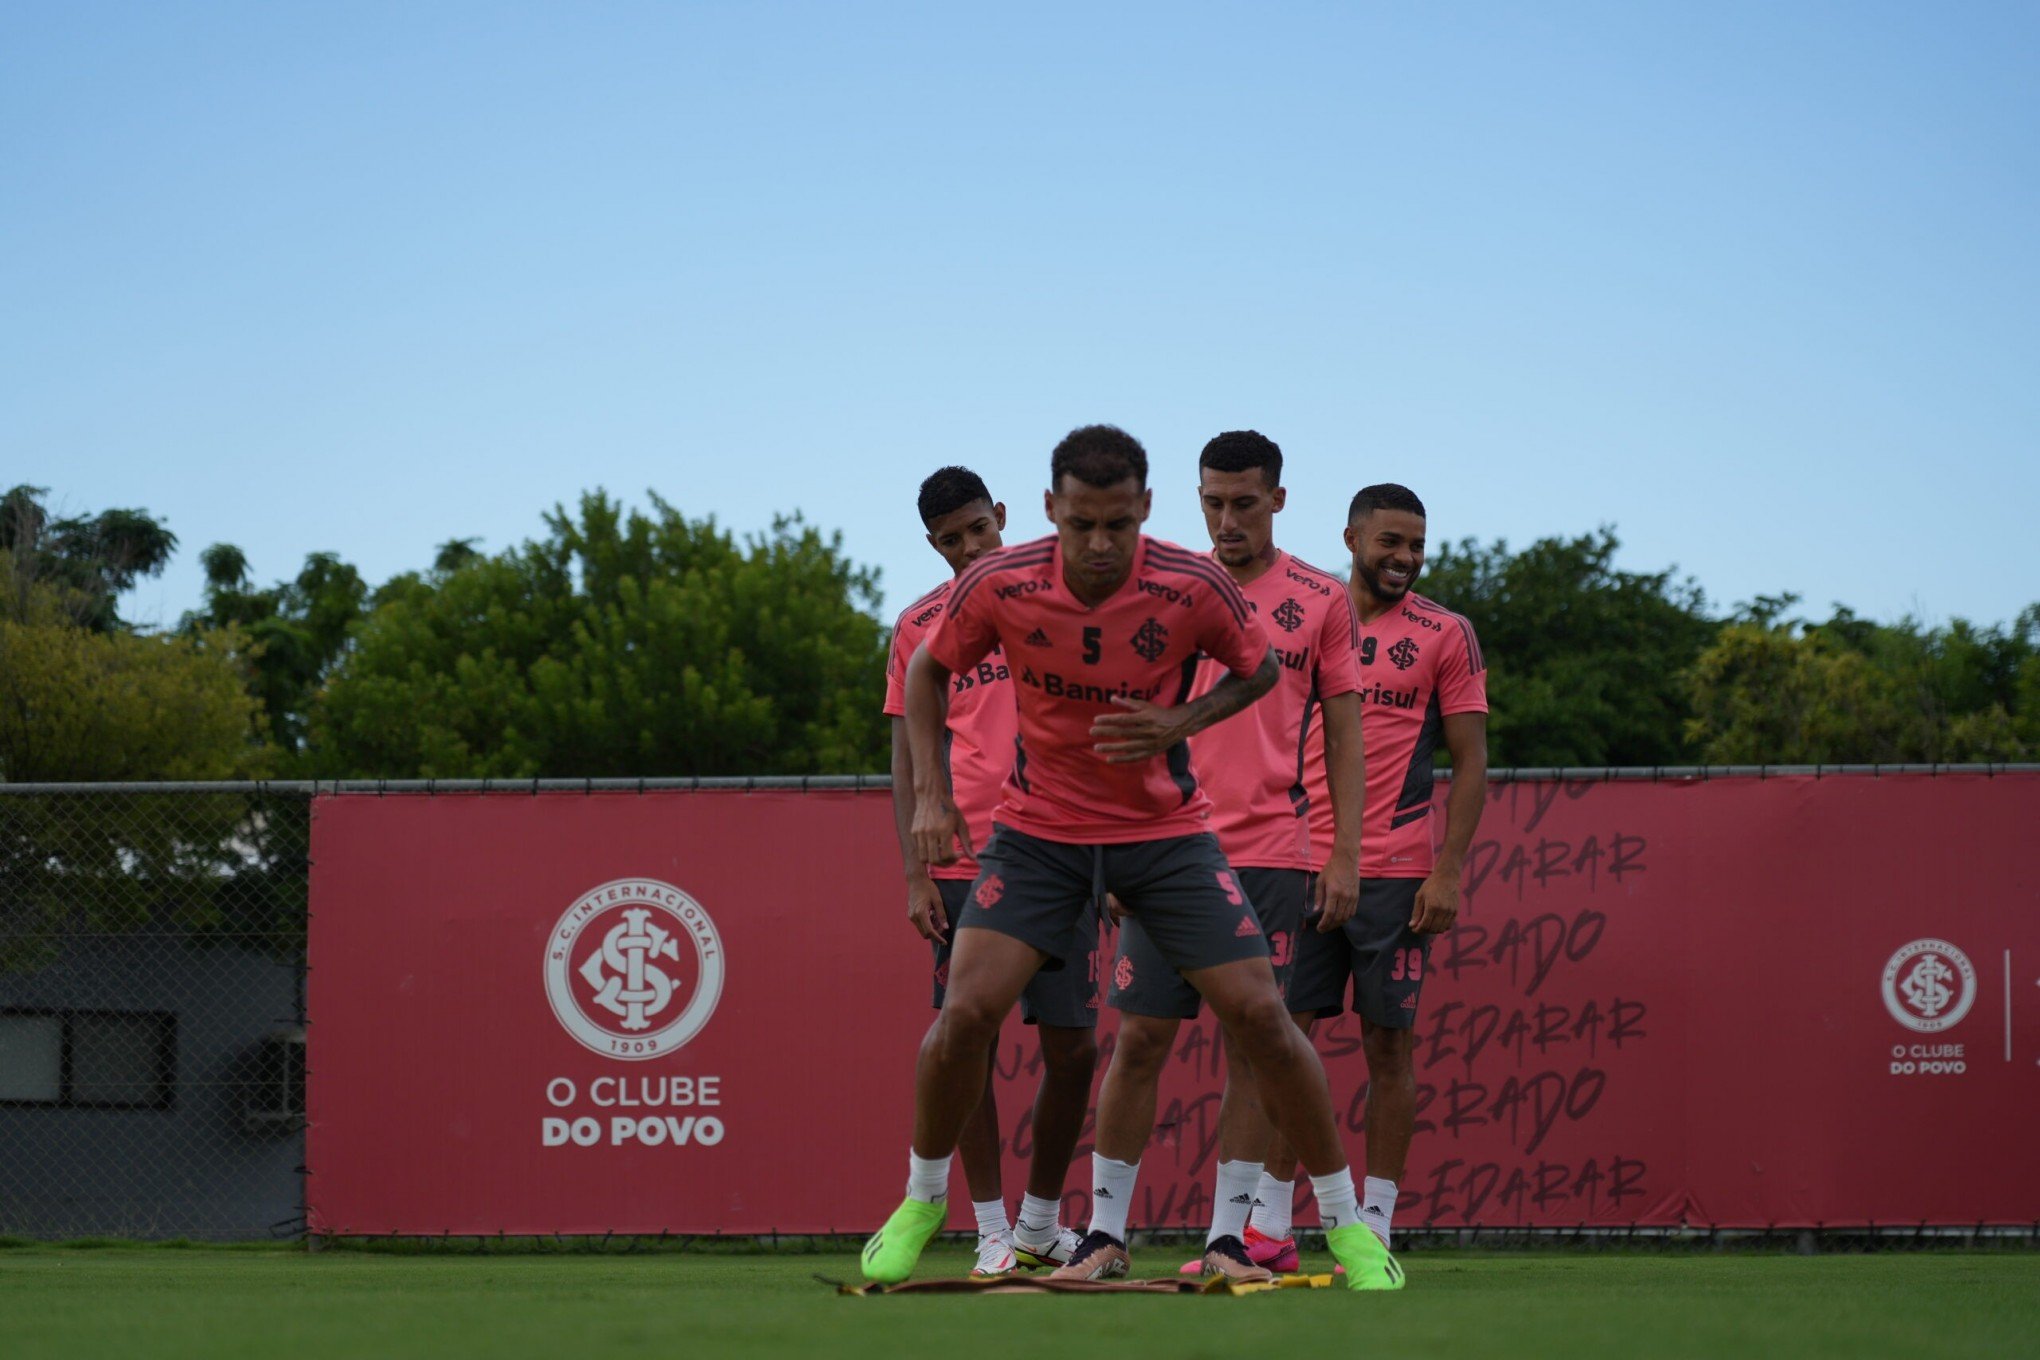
1198 430 1282 488
917 466 994 526
1347 482 1426 523
1051 424 1148 491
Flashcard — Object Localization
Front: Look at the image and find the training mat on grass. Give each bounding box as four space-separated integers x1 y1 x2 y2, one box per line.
826 1275 1338 1296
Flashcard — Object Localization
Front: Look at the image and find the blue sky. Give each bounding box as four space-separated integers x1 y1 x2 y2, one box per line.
8 2 2036 632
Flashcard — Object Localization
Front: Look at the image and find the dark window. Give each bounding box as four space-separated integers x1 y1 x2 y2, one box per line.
243 1028 306 1128
0 1009 177 1110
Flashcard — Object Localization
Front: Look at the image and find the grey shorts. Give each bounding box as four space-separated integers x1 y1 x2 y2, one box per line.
932 879 1099 1028
956 826 1270 994
1109 867 1309 1019
1289 878 1429 1028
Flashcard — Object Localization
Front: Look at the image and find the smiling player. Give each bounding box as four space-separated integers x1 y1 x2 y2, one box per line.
1250 482 1489 1262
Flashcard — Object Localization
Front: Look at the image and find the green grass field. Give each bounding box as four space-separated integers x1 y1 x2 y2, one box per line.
2 1244 2032 1360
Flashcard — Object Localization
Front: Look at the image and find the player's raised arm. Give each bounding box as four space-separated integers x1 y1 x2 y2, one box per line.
902 641 971 867
1090 551 1276 762
1089 646 1277 764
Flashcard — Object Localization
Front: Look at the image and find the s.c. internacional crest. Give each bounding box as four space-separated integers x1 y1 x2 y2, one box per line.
544 878 725 1060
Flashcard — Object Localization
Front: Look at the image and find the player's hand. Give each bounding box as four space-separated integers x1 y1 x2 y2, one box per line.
1090 696 1189 764
1411 870 1460 934
1314 859 1360 932
1104 892 1127 925
906 874 949 943
911 794 974 867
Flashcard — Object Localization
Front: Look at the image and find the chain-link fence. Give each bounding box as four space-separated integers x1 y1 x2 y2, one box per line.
4 769 2034 1245
0 785 309 1241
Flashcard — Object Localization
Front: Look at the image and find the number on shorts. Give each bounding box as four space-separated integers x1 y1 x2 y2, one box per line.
1215 871 1244 906
1390 947 1423 982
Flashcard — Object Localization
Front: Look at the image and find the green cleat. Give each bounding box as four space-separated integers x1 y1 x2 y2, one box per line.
1325 1222 1406 1291
860 1197 948 1283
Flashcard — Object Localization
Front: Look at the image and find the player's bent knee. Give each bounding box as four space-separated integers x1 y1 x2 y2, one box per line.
935 992 1007 1048
1113 1017 1176 1073
1220 994 1301 1061
1038 1025 1098 1078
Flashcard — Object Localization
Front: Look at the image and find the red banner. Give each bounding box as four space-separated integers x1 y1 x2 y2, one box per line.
307 775 2040 1235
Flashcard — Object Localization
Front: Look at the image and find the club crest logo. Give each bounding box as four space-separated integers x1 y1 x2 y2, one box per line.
1387 637 1420 671
1880 938 1976 1034
1131 617 1169 662
1270 598 1306 634
545 878 725 1060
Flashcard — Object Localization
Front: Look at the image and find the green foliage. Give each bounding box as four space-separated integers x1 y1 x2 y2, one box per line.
310 492 889 777
1420 528 1717 766
0 563 265 784
0 563 291 970
180 545 369 760
1 485 177 633
1686 603 2038 763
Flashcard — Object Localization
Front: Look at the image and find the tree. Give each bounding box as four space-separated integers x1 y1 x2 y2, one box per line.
1687 604 2038 764
0 565 266 784
180 545 369 760
1684 622 1913 763
0 563 281 968
2 485 178 632
309 492 890 777
1420 528 1718 767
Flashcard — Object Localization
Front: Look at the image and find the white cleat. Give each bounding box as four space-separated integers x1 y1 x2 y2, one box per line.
971 1230 1018 1277
1012 1224 1083 1269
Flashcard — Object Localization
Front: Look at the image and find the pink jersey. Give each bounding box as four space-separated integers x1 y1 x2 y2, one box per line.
1189 552 1362 869
884 580 1017 880
1306 591 1487 877
925 533 1271 845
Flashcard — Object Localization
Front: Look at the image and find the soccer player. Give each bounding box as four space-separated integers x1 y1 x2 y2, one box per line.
1088 431 1368 1282
883 467 1098 1276
862 424 1403 1291
1248 481 1489 1263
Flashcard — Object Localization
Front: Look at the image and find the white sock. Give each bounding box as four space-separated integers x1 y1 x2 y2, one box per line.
1207 1160 1264 1246
1250 1174 1295 1240
1014 1193 1062 1248
1361 1176 1397 1247
972 1198 1010 1240
1088 1155 1139 1242
906 1150 951 1204
1310 1167 1360 1232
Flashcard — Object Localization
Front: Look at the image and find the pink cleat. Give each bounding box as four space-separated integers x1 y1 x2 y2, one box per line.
1178 1222 1308 1275
1243 1222 1301 1273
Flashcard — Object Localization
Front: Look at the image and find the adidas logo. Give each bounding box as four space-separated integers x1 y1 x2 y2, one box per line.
1363 1206 1385 1216
1230 1193 1253 1205
1024 627 1052 647
1234 916 1259 937
1095 1187 1113 1198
